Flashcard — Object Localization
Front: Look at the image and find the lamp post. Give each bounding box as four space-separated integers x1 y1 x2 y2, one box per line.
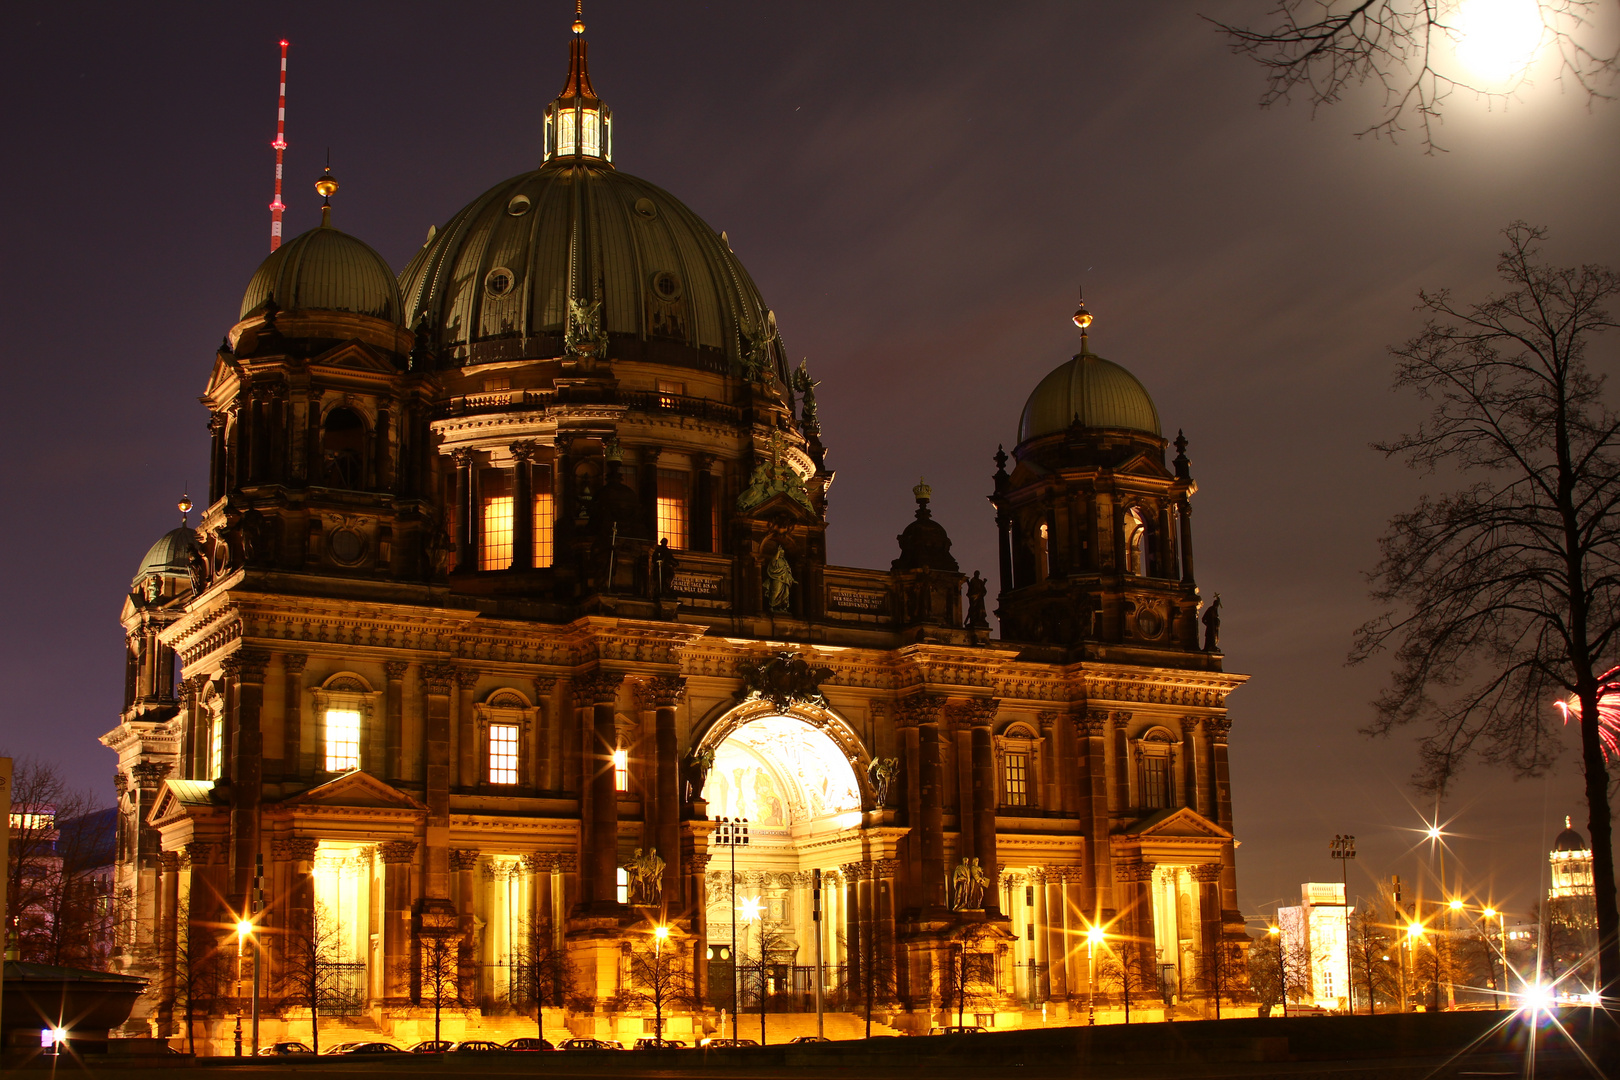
713 817 749 1040
1329 835 1356 1013
233 919 252 1056
1406 921 1426 1011
1481 907 1507 1009
739 896 764 1044
1424 819 1457 1010
812 867 824 1040
1086 925 1105 1026
653 924 669 1041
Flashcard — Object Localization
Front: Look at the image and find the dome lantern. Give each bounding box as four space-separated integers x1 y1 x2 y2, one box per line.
543 1 613 166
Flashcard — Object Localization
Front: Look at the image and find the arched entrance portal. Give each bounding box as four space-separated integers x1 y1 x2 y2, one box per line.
698 707 872 1018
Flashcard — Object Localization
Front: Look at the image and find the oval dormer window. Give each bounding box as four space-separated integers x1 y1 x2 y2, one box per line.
485 267 516 298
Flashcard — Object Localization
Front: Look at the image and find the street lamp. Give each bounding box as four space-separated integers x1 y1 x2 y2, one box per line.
1086 925 1106 1026
1481 907 1507 1009
233 919 254 1056
1330 835 1356 1013
738 896 764 1044
712 816 750 1041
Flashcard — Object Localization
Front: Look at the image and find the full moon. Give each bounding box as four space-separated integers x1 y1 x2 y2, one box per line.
1453 0 1546 82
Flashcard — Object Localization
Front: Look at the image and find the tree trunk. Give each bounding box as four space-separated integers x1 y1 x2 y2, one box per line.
1577 687 1618 1060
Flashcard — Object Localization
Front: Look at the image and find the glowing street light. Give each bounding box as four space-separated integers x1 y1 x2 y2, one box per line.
1084 924 1106 1026
1268 923 1288 1018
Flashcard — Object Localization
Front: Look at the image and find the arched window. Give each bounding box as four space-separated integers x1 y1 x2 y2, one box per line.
1124 506 1154 577
1134 727 1177 810
321 407 367 489
995 723 1043 810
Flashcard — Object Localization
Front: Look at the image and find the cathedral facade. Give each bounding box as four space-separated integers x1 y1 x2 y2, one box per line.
102 16 1247 1047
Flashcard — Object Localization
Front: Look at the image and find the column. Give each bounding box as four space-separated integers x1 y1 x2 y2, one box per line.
578 671 624 910
283 653 307 778
967 700 1001 915
995 507 1013 593
1206 717 1240 917
1184 717 1208 816
453 449 475 571
557 852 580 941
1193 862 1223 1002
422 666 455 900
1115 860 1155 989
157 850 180 1035
526 852 555 934
640 446 662 540
533 677 557 792
651 676 686 905
183 675 203 779
374 400 392 491
1031 869 1050 1000
687 853 710 1001
1078 712 1113 916
384 662 407 781
304 390 324 486
903 694 948 912
279 837 318 960
380 841 417 1000
1044 870 1067 999
1062 867 1087 1002
872 857 900 1004
841 862 866 996
228 650 269 912
456 669 480 788
450 848 480 1000
692 454 714 553
511 442 535 570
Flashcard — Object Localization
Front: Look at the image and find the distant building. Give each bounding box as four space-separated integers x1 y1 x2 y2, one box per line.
1545 816 1596 992
1278 882 1352 1011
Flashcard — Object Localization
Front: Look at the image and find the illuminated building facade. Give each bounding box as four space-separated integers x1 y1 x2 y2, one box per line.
1278 882 1351 1011
100 14 1248 1047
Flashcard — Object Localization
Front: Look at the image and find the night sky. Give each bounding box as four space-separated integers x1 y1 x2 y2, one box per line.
6 2 1617 927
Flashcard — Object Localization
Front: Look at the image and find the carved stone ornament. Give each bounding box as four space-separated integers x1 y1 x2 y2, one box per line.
647 675 687 707
1191 862 1223 884
283 652 309 676
735 430 814 516
449 848 481 871
273 837 319 862
1113 860 1154 883
575 671 625 705
422 665 456 693
623 847 666 904
867 757 900 807
953 698 1001 729
379 840 418 865
737 650 833 713
384 661 409 681
1205 715 1232 739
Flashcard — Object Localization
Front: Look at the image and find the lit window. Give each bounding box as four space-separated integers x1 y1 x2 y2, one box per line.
534 466 554 569
656 470 689 549
1004 752 1029 807
482 376 510 393
712 493 722 552
489 723 519 785
556 110 577 155
210 716 224 778
616 866 629 904
613 748 629 792
1139 752 1170 809
481 470 514 571
580 108 601 156
657 380 685 407
325 709 361 772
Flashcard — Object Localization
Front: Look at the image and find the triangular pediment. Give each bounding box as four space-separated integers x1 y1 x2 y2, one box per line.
150 778 225 827
1121 806 1231 840
281 771 427 812
738 490 821 525
1116 450 1171 479
308 340 399 374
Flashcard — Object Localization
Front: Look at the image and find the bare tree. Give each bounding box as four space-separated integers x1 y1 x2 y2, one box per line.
171 909 229 1055
737 919 795 1044
1097 943 1161 1022
1210 1 1619 150
619 938 697 1043
505 916 578 1041
836 926 900 1038
276 901 347 1054
413 933 467 1045
1247 931 1287 1017
3 756 115 968
1349 224 1620 1045
1194 936 1252 1018
1346 900 1400 1013
937 926 999 1028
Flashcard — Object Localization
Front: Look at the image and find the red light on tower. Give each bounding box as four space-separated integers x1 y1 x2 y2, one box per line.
269 40 289 251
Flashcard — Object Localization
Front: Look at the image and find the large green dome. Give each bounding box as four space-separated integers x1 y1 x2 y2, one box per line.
240 225 404 324
398 162 781 376
130 527 196 590
1018 351 1162 443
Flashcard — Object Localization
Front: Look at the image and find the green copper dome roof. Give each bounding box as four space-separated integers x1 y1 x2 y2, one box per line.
130 527 196 590
240 225 404 324
1018 351 1162 442
399 162 780 374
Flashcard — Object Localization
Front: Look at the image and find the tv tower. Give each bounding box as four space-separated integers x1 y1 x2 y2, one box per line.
269 39 289 251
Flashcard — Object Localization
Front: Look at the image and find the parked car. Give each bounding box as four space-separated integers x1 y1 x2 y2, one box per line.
255 1042 312 1055
558 1038 618 1050
448 1040 506 1053
407 1040 453 1053
332 1042 405 1054
927 1026 986 1036
504 1037 554 1051
788 1036 830 1043
700 1038 760 1047
322 1042 361 1055
632 1037 686 1049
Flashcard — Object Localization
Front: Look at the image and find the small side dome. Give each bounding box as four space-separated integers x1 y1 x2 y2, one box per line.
240 225 404 324
1554 818 1588 852
131 527 197 590
1019 352 1162 443
892 480 959 573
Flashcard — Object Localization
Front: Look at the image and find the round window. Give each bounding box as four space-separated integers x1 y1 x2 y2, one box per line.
485 266 517 297
634 197 657 219
1135 607 1164 639
506 194 532 216
328 527 365 565
651 270 682 300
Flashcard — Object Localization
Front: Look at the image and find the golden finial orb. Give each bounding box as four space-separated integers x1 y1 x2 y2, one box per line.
178 494 193 517
315 167 339 200
1071 300 1093 331
572 17 586 33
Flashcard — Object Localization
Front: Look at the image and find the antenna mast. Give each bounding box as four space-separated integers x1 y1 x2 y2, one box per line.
269 39 289 251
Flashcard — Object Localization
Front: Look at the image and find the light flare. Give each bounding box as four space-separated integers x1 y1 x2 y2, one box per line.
1452 0 1545 82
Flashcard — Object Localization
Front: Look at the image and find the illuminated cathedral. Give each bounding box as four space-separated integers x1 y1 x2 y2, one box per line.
102 12 1248 1048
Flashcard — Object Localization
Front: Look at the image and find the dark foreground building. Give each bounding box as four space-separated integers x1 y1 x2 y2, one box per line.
102 13 1247 1048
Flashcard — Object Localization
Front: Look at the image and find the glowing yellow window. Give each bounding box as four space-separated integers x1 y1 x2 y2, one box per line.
580 109 601 156
616 866 629 904
1004 752 1029 807
210 716 224 779
489 723 519 785
556 111 578 155
657 380 685 408
324 709 361 772
656 470 689 549
534 465 554 569
612 748 629 792
481 471 514 571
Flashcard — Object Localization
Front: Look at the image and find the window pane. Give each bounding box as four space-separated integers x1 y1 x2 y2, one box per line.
581 109 601 156
1004 751 1028 807
557 110 577 155
1141 754 1170 809
325 709 362 772
210 718 224 779
656 469 689 549
613 748 629 792
481 470 513 571
534 466 554 569
489 723 519 785
616 866 629 905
